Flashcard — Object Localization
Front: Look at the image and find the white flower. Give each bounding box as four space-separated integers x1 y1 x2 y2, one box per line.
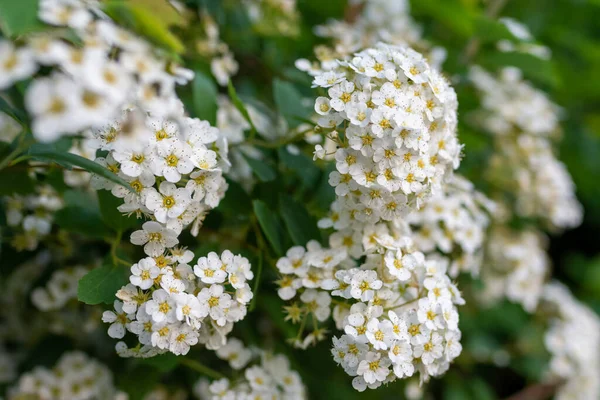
145 289 177 323
194 252 227 284
197 284 232 326
130 221 179 257
145 181 192 223
0 41 37 89
350 270 383 302
152 139 195 182
173 293 205 328
102 300 131 339
129 257 160 290
169 323 199 355
365 318 394 350
356 352 390 384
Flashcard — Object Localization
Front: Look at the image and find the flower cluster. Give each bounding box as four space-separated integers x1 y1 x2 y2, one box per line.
195 344 306 400
31 266 88 311
88 111 228 235
541 282 600 400
3 185 63 251
106 247 253 357
274 43 466 390
482 227 550 312
469 66 560 137
308 0 445 73
487 134 583 231
312 43 460 222
9 351 123 399
407 175 494 277
195 13 239 86
470 66 582 230
0 0 193 143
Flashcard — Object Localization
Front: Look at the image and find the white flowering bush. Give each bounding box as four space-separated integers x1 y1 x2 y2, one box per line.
1 0 598 399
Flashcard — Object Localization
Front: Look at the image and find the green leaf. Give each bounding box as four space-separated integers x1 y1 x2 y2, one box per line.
27 146 133 191
103 2 184 54
277 147 320 188
55 190 112 239
0 96 26 123
479 51 560 87
411 0 475 38
253 200 285 256
242 153 276 182
279 194 320 246
0 0 43 37
0 167 35 195
77 263 129 305
97 190 140 232
192 71 218 125
227 81 259 134
474 15 520 43
273 78 311 128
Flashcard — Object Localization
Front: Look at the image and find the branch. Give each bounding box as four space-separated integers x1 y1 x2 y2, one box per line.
503 380 563 400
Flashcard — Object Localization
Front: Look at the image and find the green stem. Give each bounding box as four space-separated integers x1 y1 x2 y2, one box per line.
0 131 29 171
180 358 225 380
111 230 122 266
249 251 263 311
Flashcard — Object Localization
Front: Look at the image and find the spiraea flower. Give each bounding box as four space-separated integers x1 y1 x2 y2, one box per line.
482 226 550 312
10 352 124 399
541 282 600 400
194 342 307 399
407 175 495 277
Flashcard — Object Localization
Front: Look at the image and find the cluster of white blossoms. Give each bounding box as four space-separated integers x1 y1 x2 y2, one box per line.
244 0 300 37
487 134 583 231
195 345 306 400
470 66 582 230
9 351 124 400
0 0 194 143
31 266 88 311
195 13 239 86
407 175 494 277
274 43 465 390
469 66 560 137
312 43 461 218
482 227 550 312
106 247 253 357
541 282 600 400
307 0 445 75
3 185 63 251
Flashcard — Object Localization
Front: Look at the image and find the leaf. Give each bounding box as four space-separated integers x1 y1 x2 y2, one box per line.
479 50 560 87
55 190 112 239
103 2 184 54
273 79 311 128
227 81 259 134
242 154 276 182
27 146 133 191
474 15 521 43
0 167 35 195
0 96 26 123
411 0 476 38
277 147 320 188
77 263 129 305
279 194 320 246
192 71 218 125
97 190 140 232
0 0 43 37
253 200 285 256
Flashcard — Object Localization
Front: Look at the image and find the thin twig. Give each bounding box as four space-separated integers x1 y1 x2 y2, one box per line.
180 358 225 380
503 380 563 400
462 0 511 64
